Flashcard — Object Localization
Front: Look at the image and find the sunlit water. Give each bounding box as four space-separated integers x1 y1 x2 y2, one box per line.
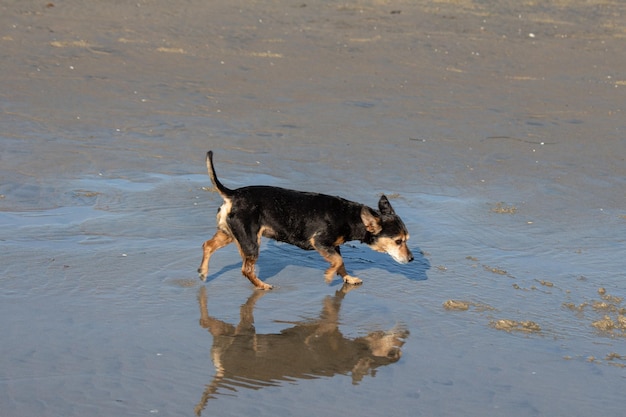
2 151 623 416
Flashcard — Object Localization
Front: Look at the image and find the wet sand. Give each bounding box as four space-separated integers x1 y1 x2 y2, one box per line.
1 0 625 416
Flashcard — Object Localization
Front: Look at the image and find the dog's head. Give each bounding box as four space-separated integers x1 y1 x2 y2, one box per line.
361 195 414 264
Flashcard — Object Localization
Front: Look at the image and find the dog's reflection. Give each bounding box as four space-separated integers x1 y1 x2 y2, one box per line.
195 285 408 415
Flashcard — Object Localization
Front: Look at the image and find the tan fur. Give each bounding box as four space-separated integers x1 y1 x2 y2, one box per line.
309 237 362 285
242 258 272 290
368 234 412 264
198 230 234 280
360 207 382 234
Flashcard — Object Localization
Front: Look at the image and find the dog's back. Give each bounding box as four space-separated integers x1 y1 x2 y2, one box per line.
227 186 366 251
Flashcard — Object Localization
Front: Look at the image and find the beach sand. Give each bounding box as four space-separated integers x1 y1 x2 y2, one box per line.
1 1 625 416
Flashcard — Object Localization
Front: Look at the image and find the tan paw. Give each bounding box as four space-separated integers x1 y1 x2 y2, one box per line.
197 268 208 281
343 275 363 285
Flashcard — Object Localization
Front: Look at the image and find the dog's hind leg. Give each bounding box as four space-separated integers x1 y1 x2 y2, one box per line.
240 256 273 290
198 230 233 281
229 222 273 290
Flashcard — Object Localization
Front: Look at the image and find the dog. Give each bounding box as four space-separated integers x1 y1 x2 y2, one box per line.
194 285 408 414
198 150 413 289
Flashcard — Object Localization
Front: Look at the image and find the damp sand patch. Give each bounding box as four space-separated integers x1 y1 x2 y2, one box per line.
591 315 626 335
443 297 541 333
490 202 518 214
443 299 495 312
563 287 626 338
489 319 542 334
605 353 626 368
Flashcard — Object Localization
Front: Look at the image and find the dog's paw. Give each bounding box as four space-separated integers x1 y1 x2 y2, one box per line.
197 268 208 282
257 282 274 290
343 275 363 285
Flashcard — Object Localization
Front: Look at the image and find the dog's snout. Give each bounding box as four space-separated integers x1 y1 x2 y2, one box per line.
406 248 414 263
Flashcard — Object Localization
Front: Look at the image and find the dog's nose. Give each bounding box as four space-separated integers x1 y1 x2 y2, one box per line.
408 253 414 262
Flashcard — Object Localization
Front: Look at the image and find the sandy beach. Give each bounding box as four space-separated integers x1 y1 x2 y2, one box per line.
1 1 625 416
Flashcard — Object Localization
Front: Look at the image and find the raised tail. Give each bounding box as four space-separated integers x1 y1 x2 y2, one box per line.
206 151 233 197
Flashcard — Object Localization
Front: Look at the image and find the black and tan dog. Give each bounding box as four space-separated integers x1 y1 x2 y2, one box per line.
198 150 413 289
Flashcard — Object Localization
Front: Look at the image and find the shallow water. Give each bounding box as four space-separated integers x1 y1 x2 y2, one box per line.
1 1 625 416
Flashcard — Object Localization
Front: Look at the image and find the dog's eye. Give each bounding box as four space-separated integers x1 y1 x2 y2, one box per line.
395 239 403 245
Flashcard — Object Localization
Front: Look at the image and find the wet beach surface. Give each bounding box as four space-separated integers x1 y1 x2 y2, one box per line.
1 0 625 416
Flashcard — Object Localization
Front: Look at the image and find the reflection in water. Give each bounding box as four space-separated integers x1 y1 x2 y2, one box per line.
195 285 409 415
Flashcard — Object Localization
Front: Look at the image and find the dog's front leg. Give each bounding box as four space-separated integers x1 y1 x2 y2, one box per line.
312 241 362 285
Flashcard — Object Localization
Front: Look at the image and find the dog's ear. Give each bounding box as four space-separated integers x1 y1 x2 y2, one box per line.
378 195 396 215
361 206 382 234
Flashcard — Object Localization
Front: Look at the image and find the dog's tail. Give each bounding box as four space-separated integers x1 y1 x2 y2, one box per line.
206 151 234 198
